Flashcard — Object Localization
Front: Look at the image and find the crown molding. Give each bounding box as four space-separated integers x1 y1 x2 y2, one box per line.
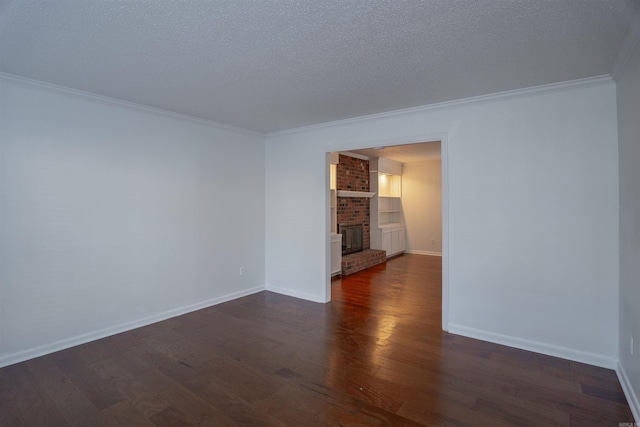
267 75 614 138
1 71 615 140
0 72 264 138
612 9 640 82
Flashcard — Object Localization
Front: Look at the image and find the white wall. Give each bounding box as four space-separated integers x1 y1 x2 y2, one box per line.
402 159 442 255
0 76 266 367
616 25 640 418
265 79 619 367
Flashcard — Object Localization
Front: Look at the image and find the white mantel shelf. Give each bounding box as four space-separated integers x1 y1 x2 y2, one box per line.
337 190 376 198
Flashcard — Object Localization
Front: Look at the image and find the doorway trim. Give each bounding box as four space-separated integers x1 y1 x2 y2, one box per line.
325 132 449 332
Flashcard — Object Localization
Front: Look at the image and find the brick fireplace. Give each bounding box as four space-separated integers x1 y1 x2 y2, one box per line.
336 154 386 275
336 154 370 250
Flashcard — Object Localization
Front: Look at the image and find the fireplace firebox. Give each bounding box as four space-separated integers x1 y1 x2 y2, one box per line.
339 223 364 255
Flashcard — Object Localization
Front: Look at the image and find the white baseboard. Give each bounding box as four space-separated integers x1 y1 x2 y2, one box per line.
406 250 442 257
0 286 264 369
265 285 327 303
617 362 640 423
448 323 618 369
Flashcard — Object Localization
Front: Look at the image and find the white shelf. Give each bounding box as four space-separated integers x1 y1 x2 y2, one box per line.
378 194 402 226
330 189 337 233
378 173 401 197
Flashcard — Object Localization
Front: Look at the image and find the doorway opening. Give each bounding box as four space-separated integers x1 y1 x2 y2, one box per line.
326 137 448 330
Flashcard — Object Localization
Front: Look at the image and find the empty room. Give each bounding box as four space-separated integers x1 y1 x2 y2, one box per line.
1 1 639 425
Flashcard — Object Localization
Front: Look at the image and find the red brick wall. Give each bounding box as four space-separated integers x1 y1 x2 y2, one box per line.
337 154 369 192
337 154 370 250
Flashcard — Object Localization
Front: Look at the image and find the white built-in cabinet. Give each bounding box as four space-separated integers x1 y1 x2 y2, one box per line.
378 196 402 225
331 233 342 276
381 226 406 257
329 154 341 275
330 163 337 234
371 157 406 257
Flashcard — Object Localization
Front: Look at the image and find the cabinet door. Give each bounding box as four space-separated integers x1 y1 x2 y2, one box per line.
382 231 392 256
398 229 406 252
331 239 342 274
391 230 399 255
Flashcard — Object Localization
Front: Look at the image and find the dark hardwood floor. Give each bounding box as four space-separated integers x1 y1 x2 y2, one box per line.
0 254 634 426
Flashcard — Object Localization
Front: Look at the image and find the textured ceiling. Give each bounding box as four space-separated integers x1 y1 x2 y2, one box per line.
1 1 637 133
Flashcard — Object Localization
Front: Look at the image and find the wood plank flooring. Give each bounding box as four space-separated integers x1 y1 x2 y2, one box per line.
0 254 634 426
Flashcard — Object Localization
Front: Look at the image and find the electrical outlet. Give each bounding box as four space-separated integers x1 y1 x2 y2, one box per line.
631 335 634 355
239 267 245 276
431 238 435 245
